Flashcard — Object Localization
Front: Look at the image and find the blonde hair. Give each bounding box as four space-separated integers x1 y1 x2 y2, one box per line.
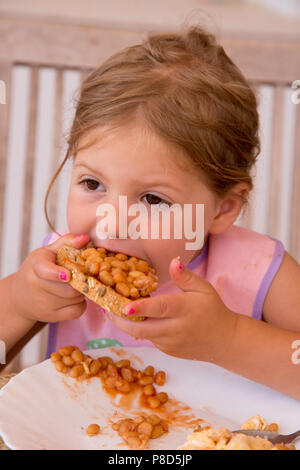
44 25 260 234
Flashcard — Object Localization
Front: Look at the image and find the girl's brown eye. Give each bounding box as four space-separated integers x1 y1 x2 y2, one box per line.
80 179 102 191
143 194 171 206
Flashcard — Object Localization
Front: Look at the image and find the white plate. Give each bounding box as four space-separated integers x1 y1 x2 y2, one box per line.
0 347 299 450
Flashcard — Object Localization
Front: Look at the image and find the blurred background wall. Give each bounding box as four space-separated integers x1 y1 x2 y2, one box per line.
0 0 299 372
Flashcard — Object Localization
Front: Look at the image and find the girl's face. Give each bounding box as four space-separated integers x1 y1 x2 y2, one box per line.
67 123 219 285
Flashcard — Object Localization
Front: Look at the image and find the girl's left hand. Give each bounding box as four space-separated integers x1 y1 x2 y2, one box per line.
107 257 237 362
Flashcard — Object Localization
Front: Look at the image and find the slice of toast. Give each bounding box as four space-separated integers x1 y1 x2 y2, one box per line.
56 244 150 321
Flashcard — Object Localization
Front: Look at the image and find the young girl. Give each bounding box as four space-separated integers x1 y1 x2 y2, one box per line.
1 26 300 400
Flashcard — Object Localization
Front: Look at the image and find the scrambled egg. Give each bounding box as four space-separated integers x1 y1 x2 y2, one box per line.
178 415 295 450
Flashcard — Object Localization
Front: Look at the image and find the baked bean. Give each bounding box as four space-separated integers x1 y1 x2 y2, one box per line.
143 384 156 396
151 424 164 439
154 371 166 386
111 260 128 271
86 262 100 276
139 376 154 386
104 376 117 389
81 248 98 259
107 363 118 377
113 272 127 284
86 254 102 265
144 366 154 376
146 415 161 426
119 420 133 435
129 287 140 299
69 364 84 377
115 282 130 297
50 352 61 362
86 424 100 436
125 260 137 271
136 260 149 273
126 436 141 449
147 396 161 409
99 270 114 286
115 379 131 393
132 278 149 288
137 421 153 437
62 355 75 367
89 359 102 375
156 392 168 404
115 359 131 368
58 346 75 356
115 253 128 261
71 349 83 363
99 261 111 272
111 266 122 274
128 270 146 279
120 367 134 383
100 356 113 369
55 360 68 373
97 247 106 255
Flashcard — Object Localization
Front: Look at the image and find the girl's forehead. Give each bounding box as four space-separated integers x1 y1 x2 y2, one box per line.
76 123 194 174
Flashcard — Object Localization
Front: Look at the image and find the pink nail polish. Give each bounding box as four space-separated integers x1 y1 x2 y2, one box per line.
125 307 135 315
102 308 107 313
76 234 88 239
176 257 183 270
59 272 67 281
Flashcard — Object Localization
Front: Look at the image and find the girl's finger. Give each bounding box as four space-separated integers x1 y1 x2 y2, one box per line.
40 280 86 300
45 233 90 254
121 293 185 319
169 257 215 294
108 311 172 341
52 299 87 322
33 233 90 282
32 258 72 283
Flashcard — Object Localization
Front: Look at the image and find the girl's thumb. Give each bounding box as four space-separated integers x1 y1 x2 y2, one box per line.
169 256 214 294
46 233 90 254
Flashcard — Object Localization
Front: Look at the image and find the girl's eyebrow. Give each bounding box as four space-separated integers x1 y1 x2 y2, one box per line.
74 162 184 193
74 162 103 176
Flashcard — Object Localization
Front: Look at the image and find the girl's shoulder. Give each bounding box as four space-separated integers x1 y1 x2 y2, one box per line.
209 224 284 260
206 225 285 320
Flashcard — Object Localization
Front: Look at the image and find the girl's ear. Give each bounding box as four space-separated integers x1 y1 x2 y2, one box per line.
209 183 250 235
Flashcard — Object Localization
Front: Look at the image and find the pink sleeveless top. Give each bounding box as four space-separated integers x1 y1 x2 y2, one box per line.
43 225 284 358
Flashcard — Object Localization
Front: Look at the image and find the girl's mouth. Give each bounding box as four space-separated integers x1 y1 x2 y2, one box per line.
92 239 152 266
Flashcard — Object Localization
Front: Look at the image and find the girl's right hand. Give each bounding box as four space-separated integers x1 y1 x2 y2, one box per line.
10 233 90 323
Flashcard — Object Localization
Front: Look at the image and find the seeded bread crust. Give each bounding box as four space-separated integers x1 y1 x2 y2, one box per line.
56 245 145 321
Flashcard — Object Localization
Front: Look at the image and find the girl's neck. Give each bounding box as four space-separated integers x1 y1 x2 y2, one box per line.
188 233 209 264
